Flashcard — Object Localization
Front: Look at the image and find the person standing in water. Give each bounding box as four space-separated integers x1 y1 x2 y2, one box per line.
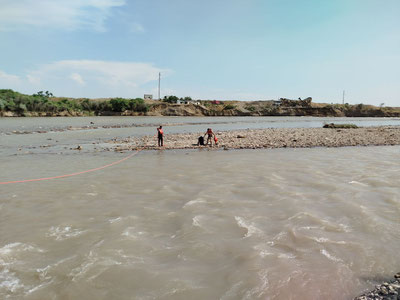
157 126 164 147
204 128 215 146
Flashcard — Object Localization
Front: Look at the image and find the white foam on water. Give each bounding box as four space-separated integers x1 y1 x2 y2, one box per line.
69 250 104 282
288 211 312 221
349 180 369 187
0 243 49 297
108 216 122 223
36 255 77 281
234 216 263 238
253 244 274 258
220 281 244 300
290 212 352 233
192 215 205 227
0 243 44 268
258 250 273 258
46 226 87 241
270 173 285 180
0 268 25 294
86 192 98 196
69 250 122 282
121 227 146 239
298 226 320 230
244 270 269 299
183 198 207 208
0 242 43 256
26 279 54 295
320 249 343 262
310 237 347 245
114 249 145 264
272 231 287 241
277 253 296 259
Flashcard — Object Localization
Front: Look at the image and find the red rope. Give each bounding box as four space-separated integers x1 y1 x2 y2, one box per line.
0 150 140 185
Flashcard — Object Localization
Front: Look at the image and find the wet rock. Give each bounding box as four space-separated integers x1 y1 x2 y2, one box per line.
354 273 400 300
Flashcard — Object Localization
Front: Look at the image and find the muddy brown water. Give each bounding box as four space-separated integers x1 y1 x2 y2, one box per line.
1 117 400 299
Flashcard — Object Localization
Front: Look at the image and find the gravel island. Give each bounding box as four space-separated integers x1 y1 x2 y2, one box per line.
107 126 400 151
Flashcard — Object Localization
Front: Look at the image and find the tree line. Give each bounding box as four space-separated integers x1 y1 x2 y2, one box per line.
0 89 149 115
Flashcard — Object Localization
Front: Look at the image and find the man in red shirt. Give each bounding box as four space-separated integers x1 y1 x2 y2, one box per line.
204 128 215 146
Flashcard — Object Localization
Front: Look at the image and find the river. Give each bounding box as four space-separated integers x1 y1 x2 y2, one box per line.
1 117 399 299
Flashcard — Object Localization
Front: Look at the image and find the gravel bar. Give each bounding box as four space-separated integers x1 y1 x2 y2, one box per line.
106 126 400 151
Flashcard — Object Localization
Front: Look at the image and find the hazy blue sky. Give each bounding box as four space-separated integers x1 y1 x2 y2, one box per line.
0 0 399 106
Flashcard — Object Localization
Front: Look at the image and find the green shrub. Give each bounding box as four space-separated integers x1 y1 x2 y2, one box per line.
245 105 256 112
5 99 16 111
128 98 148 112
163 95 179 103
0 99 6 111
110 98 129 112
18 103 27 112
323 123 358 129
223 104 236 110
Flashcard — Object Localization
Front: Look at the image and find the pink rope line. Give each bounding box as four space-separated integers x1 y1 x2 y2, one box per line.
0 150 141 185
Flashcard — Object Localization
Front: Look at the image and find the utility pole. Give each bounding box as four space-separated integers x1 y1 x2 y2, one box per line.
158 72 161 100
342 90 345 105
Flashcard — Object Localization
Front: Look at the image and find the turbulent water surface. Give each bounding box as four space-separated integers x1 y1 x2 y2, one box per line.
1 117 400 299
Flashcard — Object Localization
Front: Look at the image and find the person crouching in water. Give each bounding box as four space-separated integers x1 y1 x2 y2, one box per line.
157 126 164 147
204 128 215 146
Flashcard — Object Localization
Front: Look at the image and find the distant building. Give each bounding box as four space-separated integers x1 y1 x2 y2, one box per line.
144 94 153 100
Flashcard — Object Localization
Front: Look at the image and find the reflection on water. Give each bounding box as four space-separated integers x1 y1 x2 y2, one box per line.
1 146 399 299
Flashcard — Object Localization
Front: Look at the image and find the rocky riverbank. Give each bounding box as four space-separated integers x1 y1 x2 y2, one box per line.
354 273 400 300
106 126 400 151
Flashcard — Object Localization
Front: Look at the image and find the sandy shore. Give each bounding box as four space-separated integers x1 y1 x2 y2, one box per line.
107 126 400 151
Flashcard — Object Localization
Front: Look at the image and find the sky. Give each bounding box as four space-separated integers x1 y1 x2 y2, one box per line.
0 0 399 106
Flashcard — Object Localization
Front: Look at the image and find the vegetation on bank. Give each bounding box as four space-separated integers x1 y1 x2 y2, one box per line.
0 89 148 116
323 123 358 129
1 89 399 117
162 95 193 103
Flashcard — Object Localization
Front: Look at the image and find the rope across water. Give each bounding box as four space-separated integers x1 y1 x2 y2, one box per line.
0 150 141 185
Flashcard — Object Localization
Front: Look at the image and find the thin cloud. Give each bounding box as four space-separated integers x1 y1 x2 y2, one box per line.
130 23 145 33
0 0 126 31
31 60 168 87
0 60 171 98
70 73 86 86
0 70 20 85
